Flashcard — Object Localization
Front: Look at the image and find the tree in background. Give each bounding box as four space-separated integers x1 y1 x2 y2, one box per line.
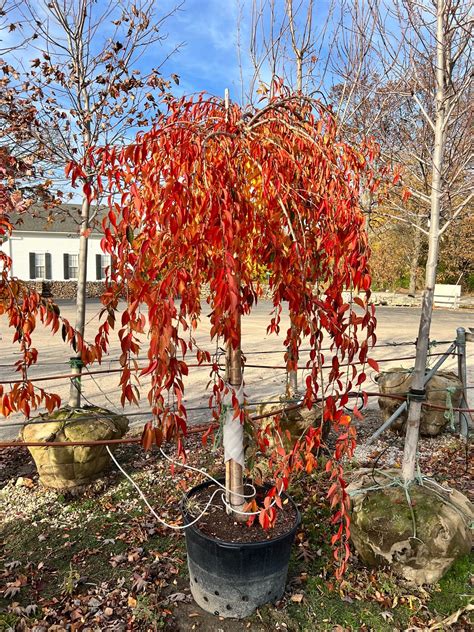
246 0 380 105
374 0 473 482
243 0 472 483
438 212 474 290
369 222 414 291
0 3 74 418
244 0 384 395
0 0 181 408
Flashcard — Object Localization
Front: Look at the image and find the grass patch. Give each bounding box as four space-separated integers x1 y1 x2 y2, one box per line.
283 575 413 632
429 553 473 617
0 441 472 630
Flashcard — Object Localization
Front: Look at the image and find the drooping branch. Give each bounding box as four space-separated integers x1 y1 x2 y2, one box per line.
87 88 384 575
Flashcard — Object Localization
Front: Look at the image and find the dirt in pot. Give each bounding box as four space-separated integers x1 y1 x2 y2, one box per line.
186 483 298 543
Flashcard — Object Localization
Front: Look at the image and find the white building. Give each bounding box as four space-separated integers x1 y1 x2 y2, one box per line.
1 205 110 283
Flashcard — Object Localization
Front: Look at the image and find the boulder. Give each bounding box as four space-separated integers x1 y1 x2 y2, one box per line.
376 369 462 436
256 394 326 447
347 468 473 585
248 394 328 478
21 406 129 489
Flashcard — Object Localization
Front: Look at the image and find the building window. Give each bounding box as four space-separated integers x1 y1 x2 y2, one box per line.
64 253 78 279
96 254 111 280
35 253 45 278
29 252 52 280
69 254 79 279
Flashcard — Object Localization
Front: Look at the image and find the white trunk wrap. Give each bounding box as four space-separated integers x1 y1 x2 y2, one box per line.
223 382 245 467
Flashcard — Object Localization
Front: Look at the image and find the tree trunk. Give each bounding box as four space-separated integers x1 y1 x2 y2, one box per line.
408 220 423 296
402 0 446 483
224 306 246 521
287 320 298 397
68 192 91 407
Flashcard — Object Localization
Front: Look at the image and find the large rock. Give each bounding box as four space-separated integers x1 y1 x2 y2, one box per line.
256 394 326 446
376 369 462 436
348 468 473 585
21 406 129 489
248 394 327 478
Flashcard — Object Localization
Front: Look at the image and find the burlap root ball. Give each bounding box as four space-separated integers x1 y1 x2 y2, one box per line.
256 393 327 446
347 468 473 585
246 394 327 478
376 369 463 436
21 406 129 489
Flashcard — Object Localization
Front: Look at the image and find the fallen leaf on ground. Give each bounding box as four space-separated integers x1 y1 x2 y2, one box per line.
290 593 304 603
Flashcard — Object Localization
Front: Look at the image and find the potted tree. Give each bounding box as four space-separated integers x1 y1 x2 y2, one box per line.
78 86 382 617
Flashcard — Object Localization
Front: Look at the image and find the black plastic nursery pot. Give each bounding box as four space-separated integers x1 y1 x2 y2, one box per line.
181 479 301 619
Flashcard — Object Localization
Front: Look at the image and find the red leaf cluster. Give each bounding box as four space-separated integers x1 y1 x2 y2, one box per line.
0 151 103 416
88 90 383 574
2 89 387 576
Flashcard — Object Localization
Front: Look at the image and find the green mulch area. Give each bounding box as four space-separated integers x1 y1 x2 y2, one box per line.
0 434 472 631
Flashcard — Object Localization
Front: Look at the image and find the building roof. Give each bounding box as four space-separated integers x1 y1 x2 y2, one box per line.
9 204 107 234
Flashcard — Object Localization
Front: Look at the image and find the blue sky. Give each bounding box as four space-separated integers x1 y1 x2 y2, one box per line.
158 0 250 99
155 0 335 101
150 0 340 101
1 0 339 104
1 0 266 101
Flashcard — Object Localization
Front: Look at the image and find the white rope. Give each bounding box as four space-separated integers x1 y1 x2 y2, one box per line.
158 446 254 500
159 446 284 516
107 446 220 530
107 443 284 525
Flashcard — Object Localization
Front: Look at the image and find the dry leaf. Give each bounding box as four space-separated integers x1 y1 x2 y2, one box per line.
427 604 474 631
290 593 304 603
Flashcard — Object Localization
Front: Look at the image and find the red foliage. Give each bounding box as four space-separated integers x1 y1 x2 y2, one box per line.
81 89 383 576
0 151 99 417
2 87 386 577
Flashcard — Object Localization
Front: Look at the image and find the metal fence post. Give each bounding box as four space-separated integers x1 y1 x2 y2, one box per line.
366 340 457 445
456 327 472 434
456 327 467 389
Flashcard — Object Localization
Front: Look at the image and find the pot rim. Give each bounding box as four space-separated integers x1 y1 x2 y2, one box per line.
181 478 301 549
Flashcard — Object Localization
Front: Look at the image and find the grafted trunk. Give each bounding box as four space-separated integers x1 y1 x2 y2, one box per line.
224 304 246 521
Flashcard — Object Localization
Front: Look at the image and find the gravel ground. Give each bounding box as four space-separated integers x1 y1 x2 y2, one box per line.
354 408 460 465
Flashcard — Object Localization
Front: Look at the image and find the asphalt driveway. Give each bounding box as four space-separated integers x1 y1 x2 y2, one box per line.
0 301 472 440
